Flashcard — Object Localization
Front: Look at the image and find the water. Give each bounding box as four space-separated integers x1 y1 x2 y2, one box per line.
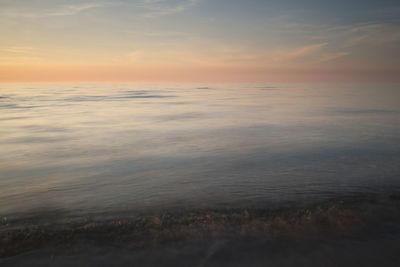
1 83 400 265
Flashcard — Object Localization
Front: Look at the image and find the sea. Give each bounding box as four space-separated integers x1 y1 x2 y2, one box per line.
1 83 400 266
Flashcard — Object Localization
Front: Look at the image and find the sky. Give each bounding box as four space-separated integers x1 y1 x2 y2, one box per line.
1 0 400 82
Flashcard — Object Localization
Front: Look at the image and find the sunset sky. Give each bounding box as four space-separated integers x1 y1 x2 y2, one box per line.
1 0 400 82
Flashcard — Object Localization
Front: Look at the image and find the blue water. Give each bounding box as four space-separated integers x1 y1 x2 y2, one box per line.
1 83 400 218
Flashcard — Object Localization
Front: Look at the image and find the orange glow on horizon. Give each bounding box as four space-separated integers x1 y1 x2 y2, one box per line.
1 64 399 83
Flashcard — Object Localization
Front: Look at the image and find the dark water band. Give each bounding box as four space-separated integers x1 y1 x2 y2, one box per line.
1 193 400 258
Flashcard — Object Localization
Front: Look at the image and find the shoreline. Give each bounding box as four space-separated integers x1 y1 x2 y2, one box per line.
2 192 400 259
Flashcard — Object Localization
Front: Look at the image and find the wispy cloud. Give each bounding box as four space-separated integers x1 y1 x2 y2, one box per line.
1 46 36 54
46 3 105 16
272 43 328 62
318 52 350 62
1 2 107 18
135 0 201 18
0 46 41 63
315 23 400 48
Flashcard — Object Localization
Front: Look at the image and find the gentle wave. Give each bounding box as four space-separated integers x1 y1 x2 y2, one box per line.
2 193 400 259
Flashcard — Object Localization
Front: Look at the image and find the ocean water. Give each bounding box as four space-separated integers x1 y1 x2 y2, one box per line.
1 83 400 266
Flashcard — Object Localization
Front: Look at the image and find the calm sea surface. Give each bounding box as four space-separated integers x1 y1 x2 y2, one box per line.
1 83 400 266
1 83 400 218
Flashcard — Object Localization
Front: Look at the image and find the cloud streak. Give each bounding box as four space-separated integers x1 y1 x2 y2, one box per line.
272 43 328 62
46 3 105 16
135 0 201 18
318 52 350 62
1 2 107 18
0 46 41 63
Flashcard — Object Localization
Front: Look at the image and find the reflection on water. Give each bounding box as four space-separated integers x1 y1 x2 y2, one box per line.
1 83 400 265
0 83 400 218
